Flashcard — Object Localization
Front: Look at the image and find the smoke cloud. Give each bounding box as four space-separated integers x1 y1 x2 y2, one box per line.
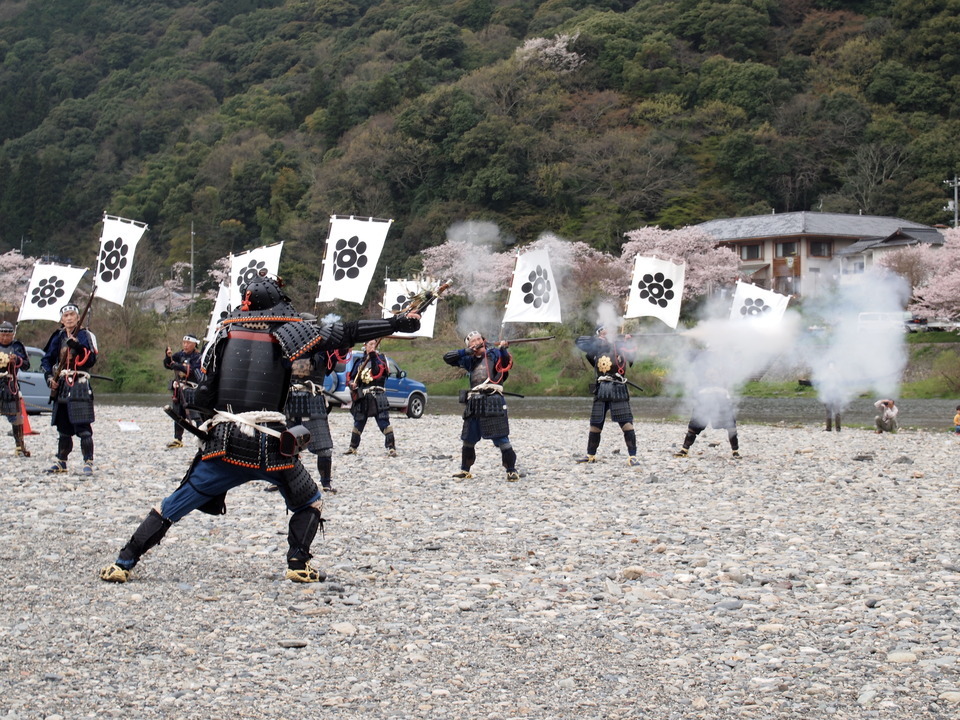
445 220 508 341
798 269 910 410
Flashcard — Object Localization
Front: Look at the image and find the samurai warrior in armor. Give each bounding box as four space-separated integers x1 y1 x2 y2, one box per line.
673 350 740 459
163 334 203 448
100 272 419 584
443 331 519 482
40 304 99 475
344 339 396 456
575 325 640 466
0 320 31 457
283 325 348 493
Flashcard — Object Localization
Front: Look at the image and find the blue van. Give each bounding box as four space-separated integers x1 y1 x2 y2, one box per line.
324 353 428 418
18 346 52 414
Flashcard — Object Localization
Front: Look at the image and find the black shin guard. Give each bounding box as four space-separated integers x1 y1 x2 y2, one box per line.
79 432 94 462
57 434 73 461
117 509 172 568
317 455 332 483
384 431 396 450
287 505 323 567
622 428 637 456
683 430 698 449
729 431 739 452
586 429 601 456
461 445 476 471
500 445 517 471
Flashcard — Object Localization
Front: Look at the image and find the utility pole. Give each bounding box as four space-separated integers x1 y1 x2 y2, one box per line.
944 175 959 228
190 221 196 301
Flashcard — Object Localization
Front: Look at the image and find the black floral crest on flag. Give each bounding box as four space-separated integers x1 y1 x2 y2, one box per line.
235 259 266 289
98 238 129 283
30 276 67 308
390 293 412 313
333 235 368 281
521 265 551 308
218 304 233 322
637 272 675 309
739 297 772 316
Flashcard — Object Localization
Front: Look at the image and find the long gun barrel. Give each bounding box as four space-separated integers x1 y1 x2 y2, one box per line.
163 405 209 442
503 335 555 345
624 378 644 393
396 280 452 316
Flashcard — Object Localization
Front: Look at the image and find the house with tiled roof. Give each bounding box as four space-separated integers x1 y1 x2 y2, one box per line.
696 211 944 297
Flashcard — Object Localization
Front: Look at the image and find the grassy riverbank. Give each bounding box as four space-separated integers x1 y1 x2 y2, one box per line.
93 331 960 400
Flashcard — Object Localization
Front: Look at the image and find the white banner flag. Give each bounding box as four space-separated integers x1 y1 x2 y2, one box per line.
729 280 790 323
382 279 439 338
229 242 284 309
502 248 562 323
625 256 685 329
316 216 392 304
93 214 148 306
18 262 89 322
205 283 231 346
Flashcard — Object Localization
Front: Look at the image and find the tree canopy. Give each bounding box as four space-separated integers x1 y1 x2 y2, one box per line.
1 0 958 296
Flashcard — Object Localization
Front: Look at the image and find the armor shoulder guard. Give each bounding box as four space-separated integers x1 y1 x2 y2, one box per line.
273 320 328 361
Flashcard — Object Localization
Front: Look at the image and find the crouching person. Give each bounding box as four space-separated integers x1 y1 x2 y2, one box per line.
99 272 419 584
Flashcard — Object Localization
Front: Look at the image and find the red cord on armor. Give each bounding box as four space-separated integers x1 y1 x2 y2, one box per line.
369 354 387 380
240 290 252 312
73 347 91 369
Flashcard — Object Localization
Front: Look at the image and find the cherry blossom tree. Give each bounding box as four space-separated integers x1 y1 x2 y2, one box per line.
522 233 626 301
516 33 584 74
875 243 942 297
0 250 37 312
207 255 231 287
620 226 740 300
894 228 960 319
420 239 516 301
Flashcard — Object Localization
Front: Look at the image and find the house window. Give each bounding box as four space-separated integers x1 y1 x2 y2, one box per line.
809 241 832 257
740 244 762 260
776 241 798 257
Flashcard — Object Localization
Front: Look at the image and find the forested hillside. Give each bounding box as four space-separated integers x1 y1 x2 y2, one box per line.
2 0 959 303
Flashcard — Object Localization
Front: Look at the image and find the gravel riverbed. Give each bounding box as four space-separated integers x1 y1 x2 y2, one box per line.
2 405 959 719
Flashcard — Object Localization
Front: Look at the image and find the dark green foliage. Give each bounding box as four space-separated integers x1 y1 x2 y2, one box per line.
1 0 959 265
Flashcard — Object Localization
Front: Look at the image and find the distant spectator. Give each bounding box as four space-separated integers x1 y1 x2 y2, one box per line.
953 405 960 435
874 399 899 434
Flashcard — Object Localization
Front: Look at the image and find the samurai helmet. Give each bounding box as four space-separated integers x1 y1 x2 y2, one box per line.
239 271 286 311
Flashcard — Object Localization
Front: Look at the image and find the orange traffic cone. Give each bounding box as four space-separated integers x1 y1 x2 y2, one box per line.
21 398 38 435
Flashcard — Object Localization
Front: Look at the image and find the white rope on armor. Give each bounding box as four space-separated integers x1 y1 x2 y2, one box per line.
469 381 503 396
204 409 287 438
290 380 321 396
56 369 91 390
596 374 626 383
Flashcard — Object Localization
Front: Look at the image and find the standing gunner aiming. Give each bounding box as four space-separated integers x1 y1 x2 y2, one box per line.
443 330 520 482
575 324 640 466
100 272 420 584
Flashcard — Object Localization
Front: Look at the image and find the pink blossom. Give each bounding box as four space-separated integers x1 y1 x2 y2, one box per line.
621 226 740 300
887 229 960 319
0 250 39 311
421 240 515 301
